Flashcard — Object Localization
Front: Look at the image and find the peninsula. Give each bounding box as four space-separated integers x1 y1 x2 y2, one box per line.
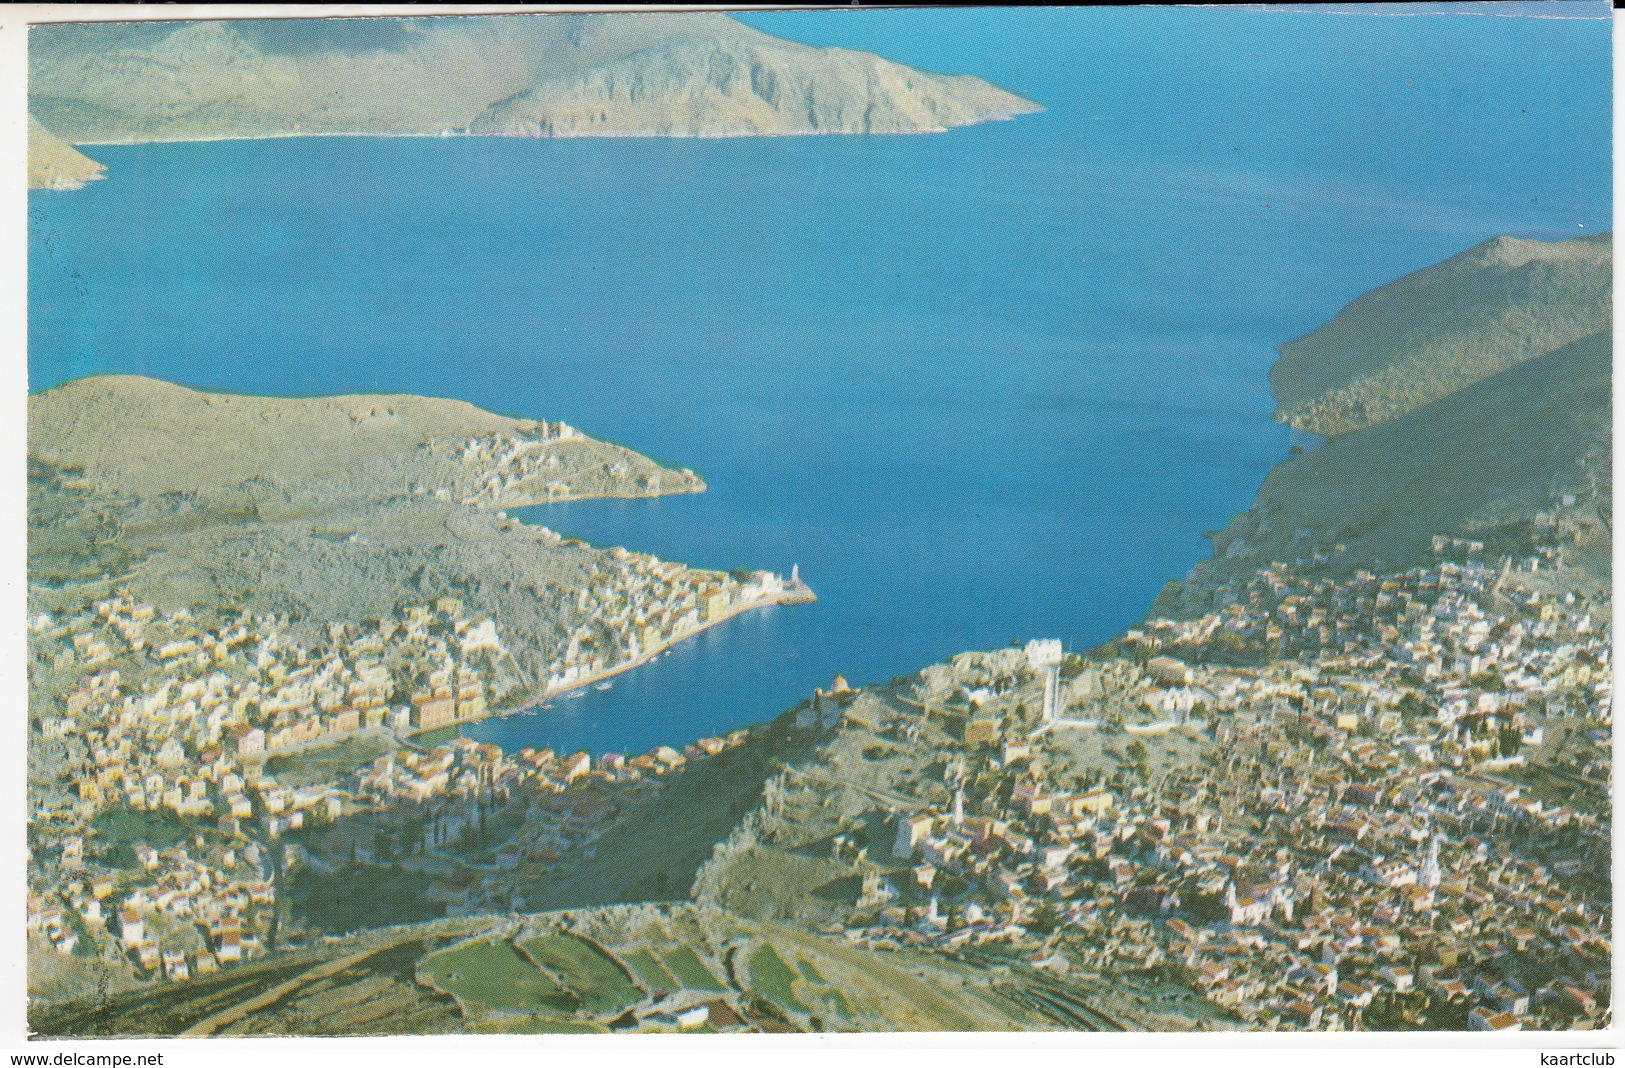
1270 233 1611 438
27 12 1040 187
1178 233 1611 607
29 374 812 746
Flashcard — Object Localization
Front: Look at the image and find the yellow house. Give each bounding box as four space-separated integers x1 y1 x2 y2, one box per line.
1072 789 1114 816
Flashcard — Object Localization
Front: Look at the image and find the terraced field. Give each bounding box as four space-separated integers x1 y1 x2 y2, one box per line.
661 944 725 991
418 938 578 1016
747 943 812 1015
31 902 1089 1035
518 933 644 1016
622 947 679 992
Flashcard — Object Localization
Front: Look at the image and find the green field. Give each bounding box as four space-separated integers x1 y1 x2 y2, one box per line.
419 939 578 1015
265 735 392 789
747 944 810 1015
622 947 678 992
661 945 723 992
519 934 643 1016
90 812 193 851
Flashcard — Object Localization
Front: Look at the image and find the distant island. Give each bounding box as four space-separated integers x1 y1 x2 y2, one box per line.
26 12 1041 188
29 233 1613 1035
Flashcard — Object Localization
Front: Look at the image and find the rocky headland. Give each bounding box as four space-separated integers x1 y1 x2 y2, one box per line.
27 375 737 692
1271 233 1611 438
27 116 104 191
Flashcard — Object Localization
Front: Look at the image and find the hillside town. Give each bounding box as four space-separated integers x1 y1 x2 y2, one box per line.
25 543 797 982
23 445 1613 1033
771 546 1610 1031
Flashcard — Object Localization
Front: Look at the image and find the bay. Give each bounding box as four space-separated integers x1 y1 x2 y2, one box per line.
27 7 1611 758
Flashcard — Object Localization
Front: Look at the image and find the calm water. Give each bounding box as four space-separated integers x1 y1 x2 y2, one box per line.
28 7 1611 757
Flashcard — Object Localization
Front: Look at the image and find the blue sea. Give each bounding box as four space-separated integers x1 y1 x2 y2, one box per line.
28 6 1612 758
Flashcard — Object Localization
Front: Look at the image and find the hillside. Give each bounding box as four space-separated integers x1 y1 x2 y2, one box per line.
1204 329 1611 583
1156 233 1613 617
30 901 1044 1036
29 374 696 511
1270 233 1611 437
468 33 1038 138
28 375 705 684
28 13 1039 146
27 115 104 190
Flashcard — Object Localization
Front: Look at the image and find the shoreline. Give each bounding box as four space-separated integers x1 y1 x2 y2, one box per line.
397 583 816 747
495 481 706 513
56 111 1040 150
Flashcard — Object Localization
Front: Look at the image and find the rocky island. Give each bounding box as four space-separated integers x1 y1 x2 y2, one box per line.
26 12 1041 187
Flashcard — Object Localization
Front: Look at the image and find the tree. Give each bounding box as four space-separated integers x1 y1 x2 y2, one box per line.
1026 901 1061 935
1398 692 1428 718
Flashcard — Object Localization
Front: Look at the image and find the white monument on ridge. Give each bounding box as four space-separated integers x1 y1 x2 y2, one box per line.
1026 639 1064 727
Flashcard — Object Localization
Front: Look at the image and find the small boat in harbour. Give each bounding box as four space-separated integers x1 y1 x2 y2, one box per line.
566 689 586 700
594 681 613 691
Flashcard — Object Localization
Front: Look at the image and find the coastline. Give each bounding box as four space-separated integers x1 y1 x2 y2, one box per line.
496 480 706 513
397 582 816 745
60 121 1035 149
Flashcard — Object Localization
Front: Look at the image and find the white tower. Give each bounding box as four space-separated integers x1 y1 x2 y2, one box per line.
1419 833 1442 889
951 786 965 828
892 816 917 860
1026 639 1064 725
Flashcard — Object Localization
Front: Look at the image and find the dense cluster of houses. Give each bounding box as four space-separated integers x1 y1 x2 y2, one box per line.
547 551 806 694
28 836 279 980
26 571 759 979
840 556 1610 1030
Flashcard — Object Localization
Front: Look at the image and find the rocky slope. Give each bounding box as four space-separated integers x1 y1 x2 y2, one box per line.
29 13 1039 146
1159 234 1612 609
28 375 704 680
468 32 1038 138
1271 233 1611 437
27 115 105 190
1207 329 1610 578
29 374 697 511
